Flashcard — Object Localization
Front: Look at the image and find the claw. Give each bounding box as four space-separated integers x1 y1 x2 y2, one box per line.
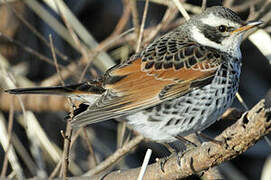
159 151 185 172
159 157 168 173
176 152 183 167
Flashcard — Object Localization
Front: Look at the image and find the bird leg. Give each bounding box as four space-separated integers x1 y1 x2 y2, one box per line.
159 143 178 173
175 135 198 147
196 132 223 145
159 135 198 172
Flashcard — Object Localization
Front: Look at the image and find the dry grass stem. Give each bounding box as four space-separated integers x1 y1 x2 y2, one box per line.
111 0 131 37
261 156 271 180
49 34 65 86
201 0 207 11
137 149 152 180
136 0 149 52
0 100 14 177
24 0 79 51
0 113 24 179
49 160 62 179
172 0 190 21
82 128 98 167
0 33 66 69
42 0 115 72
130 0 140 39
248 30 271 64
145 6 178 43
11 133 38 176
4 1 68 61
84 135 144 177
25 112 47 177
236 92 249 110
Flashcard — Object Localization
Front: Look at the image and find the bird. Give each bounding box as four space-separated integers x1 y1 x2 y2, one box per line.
6 6 263 144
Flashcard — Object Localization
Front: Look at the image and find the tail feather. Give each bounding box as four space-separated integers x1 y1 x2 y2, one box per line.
5 82 105 96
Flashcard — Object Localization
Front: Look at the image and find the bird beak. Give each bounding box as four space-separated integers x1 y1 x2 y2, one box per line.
231 20 263 34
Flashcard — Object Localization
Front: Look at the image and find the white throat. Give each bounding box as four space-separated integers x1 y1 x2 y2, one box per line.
191 25 243 59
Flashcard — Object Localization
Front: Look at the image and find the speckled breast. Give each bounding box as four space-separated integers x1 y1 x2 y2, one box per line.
146 59 241 137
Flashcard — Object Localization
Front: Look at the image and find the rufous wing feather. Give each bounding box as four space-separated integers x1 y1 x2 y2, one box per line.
72 42 222 127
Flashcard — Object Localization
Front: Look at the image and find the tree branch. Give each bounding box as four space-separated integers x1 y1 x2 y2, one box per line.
88 98 271 180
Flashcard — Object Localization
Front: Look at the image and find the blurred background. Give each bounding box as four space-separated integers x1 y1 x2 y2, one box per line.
0 0 270 179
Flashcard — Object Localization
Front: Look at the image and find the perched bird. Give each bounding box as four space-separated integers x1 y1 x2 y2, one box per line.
6 6 262 143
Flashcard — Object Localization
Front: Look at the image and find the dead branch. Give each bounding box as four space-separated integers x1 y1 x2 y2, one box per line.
88 98 270 180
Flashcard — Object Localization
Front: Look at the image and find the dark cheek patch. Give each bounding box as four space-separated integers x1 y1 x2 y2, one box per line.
201 25 225 44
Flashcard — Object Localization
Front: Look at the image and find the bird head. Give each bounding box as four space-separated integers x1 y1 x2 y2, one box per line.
187 6 263 58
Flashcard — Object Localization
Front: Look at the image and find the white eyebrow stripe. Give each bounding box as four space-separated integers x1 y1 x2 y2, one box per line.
200 13 239 27
190 25 242 59
191 25 223 49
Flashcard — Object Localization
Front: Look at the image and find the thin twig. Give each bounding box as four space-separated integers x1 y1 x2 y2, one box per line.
49 34 65 86
11 134 38 176
42 0 115 72
144 6 178 43
138 0 202 14
70 127 83 148
201 0 207 11
111 0 131 37
24 0 80 51
0 113 24 179
83 128 98 167
223 0 235 8
236 92 249 110
61 94 75 178
15 107 82 176
0 32 69 70
61 120 73 179
130 0 140 39
251 0 270 21
117 122 127 148
4 1 68 61
137 149 152 180
25 112 47 177
0 99 14 177
49 160 62 179
84 135 144 176
136 0 149 52
80 28 134 80
172 0 190 21
53 0 89 83
261 156 271 180
231 0 262 12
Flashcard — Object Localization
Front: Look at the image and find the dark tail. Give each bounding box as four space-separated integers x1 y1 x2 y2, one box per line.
5 81 105 96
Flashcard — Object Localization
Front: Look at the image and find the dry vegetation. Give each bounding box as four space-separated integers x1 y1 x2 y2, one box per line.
0 0 270 180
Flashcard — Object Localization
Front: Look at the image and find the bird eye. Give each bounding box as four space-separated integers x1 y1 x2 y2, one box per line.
218 25 227 32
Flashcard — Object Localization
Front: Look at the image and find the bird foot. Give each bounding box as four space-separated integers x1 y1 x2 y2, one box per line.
158 151 186 172
176 151 185 167
159 151 181 173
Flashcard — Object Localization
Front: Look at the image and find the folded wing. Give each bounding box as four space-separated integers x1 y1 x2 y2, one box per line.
72 33 223 127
